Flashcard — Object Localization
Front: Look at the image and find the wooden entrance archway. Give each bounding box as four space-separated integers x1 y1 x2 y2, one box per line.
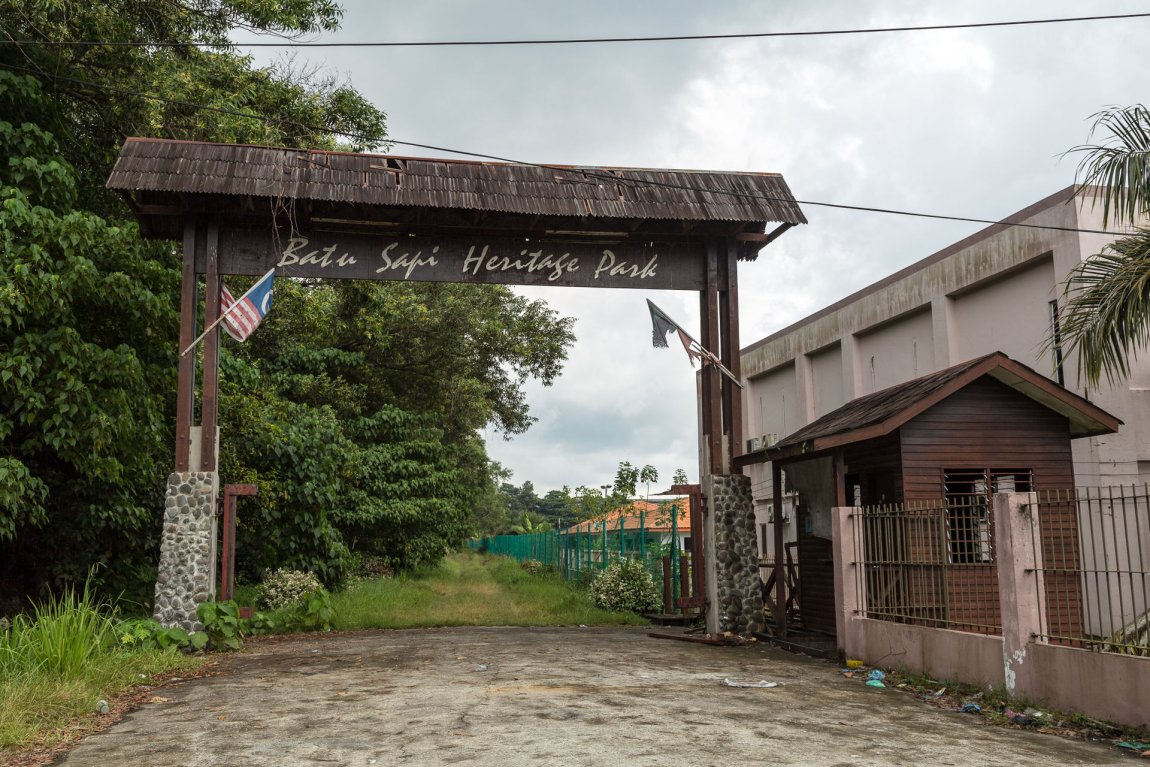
108 137 806 628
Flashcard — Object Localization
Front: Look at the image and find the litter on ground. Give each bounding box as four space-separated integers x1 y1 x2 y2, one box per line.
721 678 779 688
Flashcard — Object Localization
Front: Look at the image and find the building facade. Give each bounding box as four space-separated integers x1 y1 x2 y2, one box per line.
739 186 1150 547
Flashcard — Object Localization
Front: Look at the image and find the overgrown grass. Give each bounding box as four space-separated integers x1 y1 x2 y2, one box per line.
331 551 649 630
0 584 206 751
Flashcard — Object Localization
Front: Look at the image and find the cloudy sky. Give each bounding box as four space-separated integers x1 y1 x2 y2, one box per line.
238 1 1149 493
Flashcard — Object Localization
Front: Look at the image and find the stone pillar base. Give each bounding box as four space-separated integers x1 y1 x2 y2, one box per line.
705 474 763 636
153 471 218 630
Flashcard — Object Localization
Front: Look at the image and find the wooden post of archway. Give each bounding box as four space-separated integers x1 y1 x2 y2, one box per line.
107 138 806 630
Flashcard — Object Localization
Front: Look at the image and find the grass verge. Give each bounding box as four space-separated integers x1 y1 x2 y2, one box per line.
0 584 208 756
331 551 649 630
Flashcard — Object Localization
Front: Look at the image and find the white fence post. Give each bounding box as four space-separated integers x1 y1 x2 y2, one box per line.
832 506 863 659
993 491 1044 697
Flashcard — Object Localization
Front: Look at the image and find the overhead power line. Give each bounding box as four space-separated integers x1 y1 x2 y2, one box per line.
1 63 1131 239
4 12 1150 48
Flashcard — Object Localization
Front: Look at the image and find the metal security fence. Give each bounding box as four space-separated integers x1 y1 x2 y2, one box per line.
851 499 1003 634
1033 487 1150 655
470 506 697 612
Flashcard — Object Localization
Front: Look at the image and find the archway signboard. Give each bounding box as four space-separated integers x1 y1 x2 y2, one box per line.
107 137 806 632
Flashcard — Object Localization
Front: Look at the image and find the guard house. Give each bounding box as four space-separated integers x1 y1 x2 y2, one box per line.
737 352 1120 642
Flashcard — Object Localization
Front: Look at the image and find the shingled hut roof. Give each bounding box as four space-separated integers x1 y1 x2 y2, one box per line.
107 138 807 229
736 352 1120 466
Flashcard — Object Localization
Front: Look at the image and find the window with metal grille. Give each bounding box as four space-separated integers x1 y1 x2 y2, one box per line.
943 469 1033 563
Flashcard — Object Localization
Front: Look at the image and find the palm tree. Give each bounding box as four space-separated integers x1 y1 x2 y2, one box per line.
1057 105 1150 386
510 512 551 535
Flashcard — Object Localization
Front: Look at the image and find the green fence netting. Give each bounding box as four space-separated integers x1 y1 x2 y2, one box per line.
469 517 692 610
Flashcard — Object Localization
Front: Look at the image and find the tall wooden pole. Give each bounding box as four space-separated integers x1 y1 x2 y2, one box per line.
772 460 787 638
201 222 222 472
719 237 743 471
174 222 200 471
702 240 723 476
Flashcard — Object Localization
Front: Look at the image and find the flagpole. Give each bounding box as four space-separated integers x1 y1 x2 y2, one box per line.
647 299 744 389
179 268 274 358
692 342 744 389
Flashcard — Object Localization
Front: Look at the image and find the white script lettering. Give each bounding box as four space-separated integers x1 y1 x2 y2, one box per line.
462 246 579 282
277 237 357 269
593 250 658 281
377 242 439 279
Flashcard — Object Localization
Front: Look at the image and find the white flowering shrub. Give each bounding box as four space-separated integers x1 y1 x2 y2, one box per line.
591 558 661 614
260 569 323 611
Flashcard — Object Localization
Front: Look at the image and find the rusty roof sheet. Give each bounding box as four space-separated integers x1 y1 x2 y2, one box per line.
106 138 807 224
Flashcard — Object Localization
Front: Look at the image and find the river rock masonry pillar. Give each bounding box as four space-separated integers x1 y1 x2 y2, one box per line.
704 474 763 636
153 471 218 630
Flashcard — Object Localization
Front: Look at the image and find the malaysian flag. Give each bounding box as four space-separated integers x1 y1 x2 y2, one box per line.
646 299 743 388
221 268 274 342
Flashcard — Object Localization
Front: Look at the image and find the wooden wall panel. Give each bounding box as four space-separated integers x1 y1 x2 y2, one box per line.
898 376 1080 638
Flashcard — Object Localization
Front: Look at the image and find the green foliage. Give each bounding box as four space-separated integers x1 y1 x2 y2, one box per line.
1 1 389 203
1056 231 1150 386
0 0 576 606
244 611 278 636
590 558 661 615
1056 104 1150 387
117 619 199 652
329 551 647 630
1 631 205 751
0 0 390 607
196 600 243 651
509 513 552 534
1069 105 1150 228
259 569 323 611
0 72 176 602
292 588 335 633
0 581 114 676
0 582 206 749
560 460 663 525
222 279 572 580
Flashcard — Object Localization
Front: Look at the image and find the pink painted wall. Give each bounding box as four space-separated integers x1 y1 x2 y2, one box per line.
1025 644 1150 729
852 618 1004 690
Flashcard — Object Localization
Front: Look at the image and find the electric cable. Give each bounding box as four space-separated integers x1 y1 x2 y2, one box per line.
3 11 1149 48
0 62 1132 239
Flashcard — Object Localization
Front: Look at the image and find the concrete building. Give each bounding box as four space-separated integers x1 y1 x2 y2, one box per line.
739 186 1150 548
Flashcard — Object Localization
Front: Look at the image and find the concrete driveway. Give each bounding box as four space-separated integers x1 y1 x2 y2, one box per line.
59 627 1127 766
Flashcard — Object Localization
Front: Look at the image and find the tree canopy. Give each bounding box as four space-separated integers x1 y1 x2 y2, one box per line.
0 2 575 606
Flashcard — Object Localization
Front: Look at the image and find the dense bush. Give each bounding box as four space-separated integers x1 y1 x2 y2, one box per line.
590 558 661 614
260 569 322 610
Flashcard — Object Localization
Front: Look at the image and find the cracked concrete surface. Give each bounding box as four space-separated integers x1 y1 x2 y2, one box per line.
58 627 1128 766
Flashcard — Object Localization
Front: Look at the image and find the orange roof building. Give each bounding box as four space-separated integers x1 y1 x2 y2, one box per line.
564 499 690 535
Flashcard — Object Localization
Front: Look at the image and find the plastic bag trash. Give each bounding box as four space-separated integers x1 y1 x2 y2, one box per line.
865 679 885 688
474 664 488 672
96 700 110 715
721 678 779 688
960 703 981 714
1003 708 1035 726
1117 741 1150 752
845 659 864 669
867 669 885 682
